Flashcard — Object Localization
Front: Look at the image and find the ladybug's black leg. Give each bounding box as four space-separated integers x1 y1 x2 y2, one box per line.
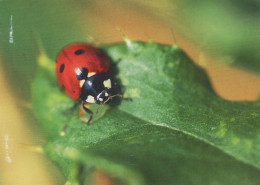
64 99 80 113
82 102 93 125
69 99 81 111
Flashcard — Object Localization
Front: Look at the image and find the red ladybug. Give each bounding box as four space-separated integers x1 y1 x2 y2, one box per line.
56 42 115 124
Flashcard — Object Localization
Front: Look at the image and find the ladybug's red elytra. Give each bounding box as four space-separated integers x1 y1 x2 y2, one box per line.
56 42 117 124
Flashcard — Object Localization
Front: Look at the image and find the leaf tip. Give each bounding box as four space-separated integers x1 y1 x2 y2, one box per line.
32 34 54 70
20 144 44 154
115 27 134 46
170 28 180 49
37 51 53 69
171 43 179 50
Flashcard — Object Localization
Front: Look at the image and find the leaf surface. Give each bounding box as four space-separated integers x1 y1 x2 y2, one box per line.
32 40 260 185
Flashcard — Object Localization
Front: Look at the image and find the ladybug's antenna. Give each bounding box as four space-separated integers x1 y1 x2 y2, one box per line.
96 94 124 114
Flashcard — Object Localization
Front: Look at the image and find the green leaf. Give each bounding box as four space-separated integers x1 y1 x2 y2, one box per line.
32 40 260 185
173 0 260 74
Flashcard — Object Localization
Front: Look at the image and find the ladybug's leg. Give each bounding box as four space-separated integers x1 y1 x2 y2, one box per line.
82 102 93 125
65 99 81 113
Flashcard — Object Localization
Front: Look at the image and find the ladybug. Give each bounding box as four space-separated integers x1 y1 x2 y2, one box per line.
56 42 118 124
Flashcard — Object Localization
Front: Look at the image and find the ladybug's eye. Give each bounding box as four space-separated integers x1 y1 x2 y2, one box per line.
74 49 85 55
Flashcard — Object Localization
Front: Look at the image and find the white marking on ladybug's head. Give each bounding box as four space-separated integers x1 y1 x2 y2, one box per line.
97 93 103 101
103 79 111 89
87 72 96 78
86 95 95 103
75 68 82 75
79 80 85 88
96 91 109 103
87 81 92 86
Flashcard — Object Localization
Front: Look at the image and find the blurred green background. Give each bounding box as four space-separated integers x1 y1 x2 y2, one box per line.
0 0 259 185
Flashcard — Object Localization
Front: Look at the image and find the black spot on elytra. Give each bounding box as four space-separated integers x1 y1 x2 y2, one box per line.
75 49 85 55
60 63 65 73
96 52 103 57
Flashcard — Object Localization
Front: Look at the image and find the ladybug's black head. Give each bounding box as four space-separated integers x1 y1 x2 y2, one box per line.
79 71 112 104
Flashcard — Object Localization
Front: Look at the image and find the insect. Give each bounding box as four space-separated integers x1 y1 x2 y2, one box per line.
56 42 121 124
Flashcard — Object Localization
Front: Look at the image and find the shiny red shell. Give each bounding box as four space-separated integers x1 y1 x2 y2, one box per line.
55 42 110 99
